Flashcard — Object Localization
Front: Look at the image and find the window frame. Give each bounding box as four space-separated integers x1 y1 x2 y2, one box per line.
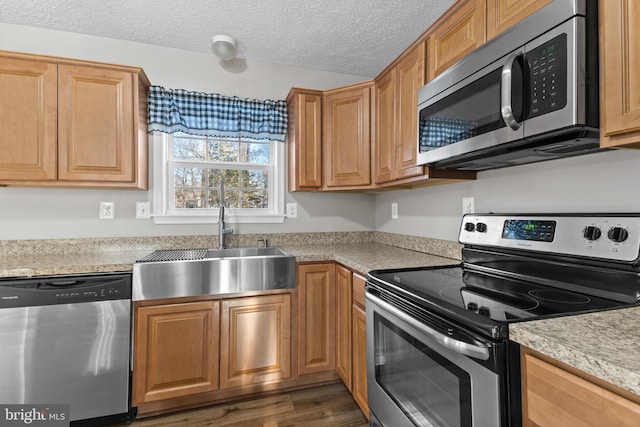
151 132 286 224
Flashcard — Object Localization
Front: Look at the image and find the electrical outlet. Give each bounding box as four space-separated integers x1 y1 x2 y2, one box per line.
136 201 150 219
462 197 475 214
99 201 115 219
391 203 398 219
286 202 298 218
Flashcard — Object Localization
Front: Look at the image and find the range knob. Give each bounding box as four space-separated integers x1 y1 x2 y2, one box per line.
608 227 629 243
582 226 602 241
478 306 491 317
464 222 475 232
476 222 488 233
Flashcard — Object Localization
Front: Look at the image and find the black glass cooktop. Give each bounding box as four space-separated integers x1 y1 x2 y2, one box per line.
368 265 636 338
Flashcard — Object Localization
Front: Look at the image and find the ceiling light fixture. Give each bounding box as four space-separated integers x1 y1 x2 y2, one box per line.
212 35 237 60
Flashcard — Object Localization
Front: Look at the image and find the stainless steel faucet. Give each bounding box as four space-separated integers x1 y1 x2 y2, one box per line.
218 179 233 249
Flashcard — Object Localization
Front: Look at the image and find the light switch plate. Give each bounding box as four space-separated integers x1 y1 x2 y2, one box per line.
136 201 150 219
391 203 398 219
286 202 298 218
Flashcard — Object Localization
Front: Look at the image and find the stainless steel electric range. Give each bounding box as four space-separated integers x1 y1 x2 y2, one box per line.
366 214 640 427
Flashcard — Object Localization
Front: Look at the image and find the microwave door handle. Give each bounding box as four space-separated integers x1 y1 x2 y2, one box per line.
501 51 523 130
366 292 490 361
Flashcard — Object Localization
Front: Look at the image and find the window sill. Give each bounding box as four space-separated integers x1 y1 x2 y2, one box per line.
153 213 286 225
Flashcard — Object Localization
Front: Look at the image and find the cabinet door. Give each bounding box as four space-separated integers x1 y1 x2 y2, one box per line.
0 57 57 181
220 294 291 389
297 263 336 375
486 0 552 41
374 69 396 184
132 301 220 404
287 89 323 191
324 84 372 188
352 303 368 418
335 265 353 390
57 64 136 183
395 43 426 180
521 349 640 427
599 0 640 148
428 0 486 80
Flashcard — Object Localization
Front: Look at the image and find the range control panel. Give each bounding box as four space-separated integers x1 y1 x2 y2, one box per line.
459 214 640 262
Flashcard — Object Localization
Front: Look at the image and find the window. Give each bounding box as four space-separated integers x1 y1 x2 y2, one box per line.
151 132 285 224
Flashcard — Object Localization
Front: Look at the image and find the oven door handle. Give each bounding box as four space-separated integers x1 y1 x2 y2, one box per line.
366 292 491 361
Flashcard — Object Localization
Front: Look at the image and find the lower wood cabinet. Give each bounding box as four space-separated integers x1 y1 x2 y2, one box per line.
521 347 640 427
332 265 369 418
336 265 353 390
351 273 369 418
220 294 291 389
352 303 368 417
132 300 220 404
132 262 368 418
133 293 292 407
296 263 337 375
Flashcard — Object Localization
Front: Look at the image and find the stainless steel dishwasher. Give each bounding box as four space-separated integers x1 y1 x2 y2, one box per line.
0 273 134 425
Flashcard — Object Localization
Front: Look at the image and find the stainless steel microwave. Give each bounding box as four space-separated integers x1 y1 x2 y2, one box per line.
416 0 601 171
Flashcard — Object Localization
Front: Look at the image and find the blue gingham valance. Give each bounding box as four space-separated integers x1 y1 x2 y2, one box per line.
148 86 288 141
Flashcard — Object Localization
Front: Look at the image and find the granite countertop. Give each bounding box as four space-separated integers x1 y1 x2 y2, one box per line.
0 242 458 278
509 307 640 396
0 250 153 278
283 242 459 273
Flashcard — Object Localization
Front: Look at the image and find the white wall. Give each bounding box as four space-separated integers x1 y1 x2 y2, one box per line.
0 23 376 240
374 149 640 241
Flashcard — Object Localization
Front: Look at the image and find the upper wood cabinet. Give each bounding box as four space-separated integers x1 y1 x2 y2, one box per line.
521 347 640 427
486 0 553 41
427 0 486 80
132 300 220 405
286 88 323 191
297 263 336 375
0 56 57 181
599 0 640 148
375 43 426 184
323 82 374 189
0 51 149 189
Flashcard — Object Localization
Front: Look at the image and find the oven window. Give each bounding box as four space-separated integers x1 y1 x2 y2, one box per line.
374 314 472 427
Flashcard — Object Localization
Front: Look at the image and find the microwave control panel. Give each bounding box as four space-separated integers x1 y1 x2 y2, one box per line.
527 33 567 119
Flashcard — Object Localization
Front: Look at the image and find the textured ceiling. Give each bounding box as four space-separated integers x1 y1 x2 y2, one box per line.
0 0 455 77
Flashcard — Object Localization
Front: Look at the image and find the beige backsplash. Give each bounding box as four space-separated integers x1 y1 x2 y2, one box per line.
0 231 462 260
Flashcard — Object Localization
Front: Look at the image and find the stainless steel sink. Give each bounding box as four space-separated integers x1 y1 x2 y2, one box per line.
205 246 290 259
132 247 296 301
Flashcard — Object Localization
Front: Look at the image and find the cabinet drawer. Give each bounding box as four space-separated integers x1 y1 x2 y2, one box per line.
352 273 366 308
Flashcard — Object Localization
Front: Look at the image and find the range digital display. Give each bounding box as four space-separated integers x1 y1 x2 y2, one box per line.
502 220 556 242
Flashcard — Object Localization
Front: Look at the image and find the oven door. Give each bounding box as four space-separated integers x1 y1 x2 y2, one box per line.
365 290 503 427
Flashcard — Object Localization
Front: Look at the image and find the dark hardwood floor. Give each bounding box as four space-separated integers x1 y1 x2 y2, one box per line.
124 383 368 427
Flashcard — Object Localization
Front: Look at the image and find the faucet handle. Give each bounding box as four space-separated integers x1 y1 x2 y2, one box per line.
257 238 269 247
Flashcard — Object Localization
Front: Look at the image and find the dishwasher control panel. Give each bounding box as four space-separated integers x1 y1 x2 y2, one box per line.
0 273 131 308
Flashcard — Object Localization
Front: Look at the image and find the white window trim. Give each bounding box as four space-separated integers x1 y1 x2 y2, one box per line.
150 132 286 224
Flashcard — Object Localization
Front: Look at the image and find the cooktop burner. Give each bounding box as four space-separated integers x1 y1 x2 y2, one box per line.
369 265 630 326
528 289 591 304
